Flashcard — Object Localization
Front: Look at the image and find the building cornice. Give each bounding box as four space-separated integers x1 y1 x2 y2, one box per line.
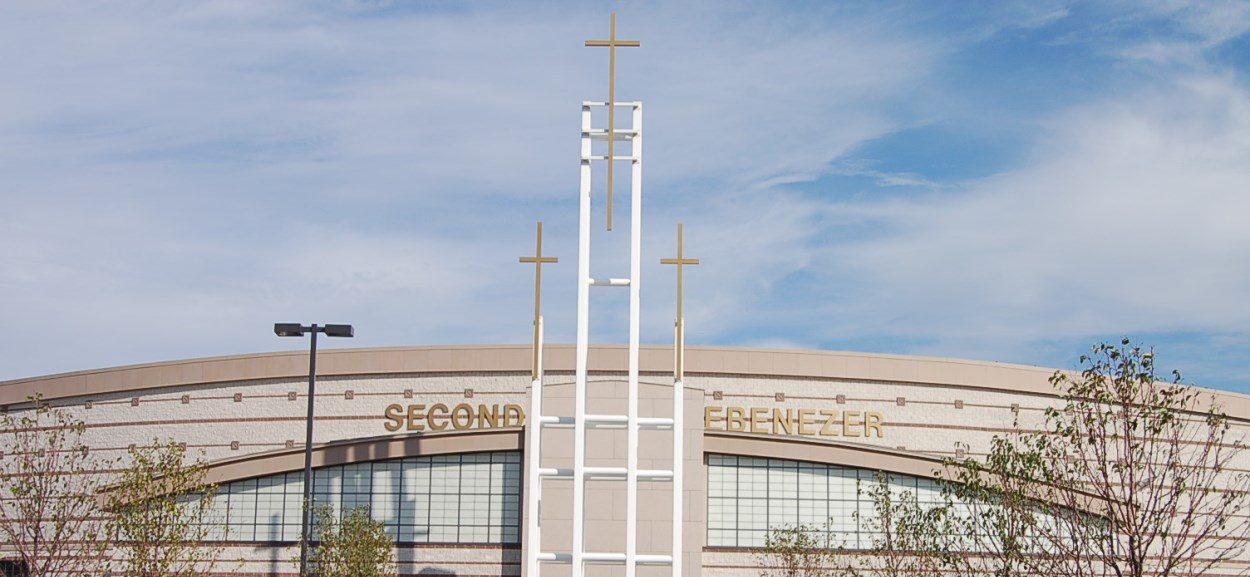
3 344 1248 419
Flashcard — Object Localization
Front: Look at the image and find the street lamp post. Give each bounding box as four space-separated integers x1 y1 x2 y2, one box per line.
274 323 354 577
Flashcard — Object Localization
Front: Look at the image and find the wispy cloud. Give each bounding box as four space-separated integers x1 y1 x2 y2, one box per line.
2 1 1249 391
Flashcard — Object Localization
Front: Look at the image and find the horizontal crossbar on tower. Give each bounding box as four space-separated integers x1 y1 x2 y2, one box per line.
537 467 674 480
581 154 641 162
538 552 673 565
538 415 673 428
581 100 642 107
583 128 639 141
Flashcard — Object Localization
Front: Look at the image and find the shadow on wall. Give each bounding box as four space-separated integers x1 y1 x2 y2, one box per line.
418 569 456 575
267 513 282 577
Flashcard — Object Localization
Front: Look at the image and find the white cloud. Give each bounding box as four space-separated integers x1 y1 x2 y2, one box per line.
3 0 1248 388
817 73 1250 363
0 1 956 377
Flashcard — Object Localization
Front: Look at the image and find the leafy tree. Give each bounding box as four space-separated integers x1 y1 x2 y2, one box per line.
107 439 222 577
941 437 1052 577
305 505 395 577
0 395 113 577
756 523 838 577
868 339 1250 577
1027 340 1250 577
855 472 967 577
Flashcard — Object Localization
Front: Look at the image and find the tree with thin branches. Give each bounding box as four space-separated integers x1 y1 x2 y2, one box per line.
1028 340 1250 577
0 395 114 577
304 505 395 577
867 339 1250 577
106 439 222 577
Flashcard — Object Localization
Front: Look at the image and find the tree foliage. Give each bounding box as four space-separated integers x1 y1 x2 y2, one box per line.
854 472 967 577
755 340 1250 577
306 505 395 577
107 439 223 577
756 522 838 577
0 395 113 577
862 339 1250 577
1026 339 1250 577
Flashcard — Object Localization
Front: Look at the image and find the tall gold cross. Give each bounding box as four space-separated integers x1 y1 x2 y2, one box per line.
585 12 639 232
519 221 558 380
660 223 699 380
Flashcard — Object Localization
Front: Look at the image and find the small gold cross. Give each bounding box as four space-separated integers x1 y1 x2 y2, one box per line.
520 221 558 380
661 223 699 380
586 12 639 232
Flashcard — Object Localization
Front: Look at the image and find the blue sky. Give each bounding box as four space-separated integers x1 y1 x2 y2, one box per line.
3 1 1250 391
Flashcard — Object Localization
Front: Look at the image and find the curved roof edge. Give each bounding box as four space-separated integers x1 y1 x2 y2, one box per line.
201 428 523 487
2 344 1248 418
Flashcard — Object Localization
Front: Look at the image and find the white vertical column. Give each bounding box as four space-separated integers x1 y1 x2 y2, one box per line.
672 319 684 577
625 102 643 577
572 103 593 577
525 317 544 577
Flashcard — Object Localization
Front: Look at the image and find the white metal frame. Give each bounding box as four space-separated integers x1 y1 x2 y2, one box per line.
525 101 683 577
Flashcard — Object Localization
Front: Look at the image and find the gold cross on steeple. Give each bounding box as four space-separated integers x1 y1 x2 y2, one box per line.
519 221 558 380
661 223 699 380
586 12 639 232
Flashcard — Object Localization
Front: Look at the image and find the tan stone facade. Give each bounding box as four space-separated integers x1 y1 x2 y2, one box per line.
3 344 1249 577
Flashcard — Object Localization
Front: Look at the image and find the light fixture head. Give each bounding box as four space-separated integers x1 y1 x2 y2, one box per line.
323 324 354 338
273 323 306 337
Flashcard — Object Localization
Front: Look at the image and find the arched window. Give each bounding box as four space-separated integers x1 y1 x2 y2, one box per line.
707 454 947 549
203 451 521 544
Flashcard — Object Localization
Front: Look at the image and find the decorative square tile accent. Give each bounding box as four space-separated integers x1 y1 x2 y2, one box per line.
404 389 414 399
288 392 298 401
181 395 190 405
128 443 136 452
130 397 140 407
712 391 723 401
285 440 295 449
233 393 243 403
835 394 846 404
896 446 906 451
230 441 240 450
1010 403 1020 414
464 388 474 399
954 400 964 409
0 451 5 460
895 397 906 407
955 448 966 459
176 442 187 450
84 401 93 410
344 390 355 400
774 392 785 402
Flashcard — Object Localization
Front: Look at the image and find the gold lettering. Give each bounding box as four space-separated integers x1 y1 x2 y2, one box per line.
503 403 525 427
772 408 794 435
726 407 746 432
704 406 724 430
384 404 404 432
429 403 450 431
749 408 768 434
865 411 884 438
451 404 474 430
479 404 500 428
798 409 816 436
820 410 839 436
842 411 862 438
407 404 426 431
